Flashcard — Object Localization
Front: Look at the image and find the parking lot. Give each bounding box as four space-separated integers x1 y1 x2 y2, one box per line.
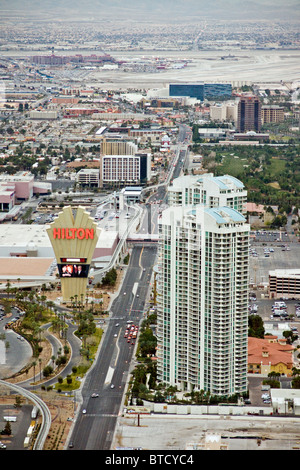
0 403 33 450
249 229 300 323
249 230 298 287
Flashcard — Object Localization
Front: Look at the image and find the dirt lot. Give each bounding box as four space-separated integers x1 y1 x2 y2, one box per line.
40 392 76 450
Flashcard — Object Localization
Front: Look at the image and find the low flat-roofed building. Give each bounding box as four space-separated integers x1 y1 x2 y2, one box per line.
269 269 300 300
246 202 265 214
33 182 52 195
270 389 300 415
0 186 15 212
0 257 57 286
197 128 227 139
119 186 142 205
0 224 118 260
0 172 49 201
30 110 58 120
233 131 269 142
0 172 34 199
76 168 100 187
263 323 293 340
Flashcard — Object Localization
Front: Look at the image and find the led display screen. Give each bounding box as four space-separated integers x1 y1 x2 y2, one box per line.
58 263 90 278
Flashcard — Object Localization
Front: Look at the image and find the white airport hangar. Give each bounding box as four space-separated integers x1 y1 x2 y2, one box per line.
0 224 119 288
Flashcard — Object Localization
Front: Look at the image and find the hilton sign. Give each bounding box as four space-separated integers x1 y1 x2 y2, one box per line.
53 227 95 240
46 206 99 302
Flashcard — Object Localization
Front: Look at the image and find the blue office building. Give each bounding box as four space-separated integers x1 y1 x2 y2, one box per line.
169 82 232 101
169 83 204 101
204 83 232 99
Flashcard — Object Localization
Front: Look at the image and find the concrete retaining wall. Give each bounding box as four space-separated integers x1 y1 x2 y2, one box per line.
144 402 273 416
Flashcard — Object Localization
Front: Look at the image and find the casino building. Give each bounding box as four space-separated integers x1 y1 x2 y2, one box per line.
0 210 119 296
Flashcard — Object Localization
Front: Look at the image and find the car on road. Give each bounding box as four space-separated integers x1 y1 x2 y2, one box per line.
91 393 99 398
110 384 115 389
82 409 86 414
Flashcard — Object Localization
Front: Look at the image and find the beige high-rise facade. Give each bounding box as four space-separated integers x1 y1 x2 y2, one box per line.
101 139 137 156
261 105 284 124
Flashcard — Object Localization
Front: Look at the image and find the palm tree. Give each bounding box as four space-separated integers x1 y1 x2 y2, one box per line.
6 280 11 300
32 361 37 383
39 358 42 381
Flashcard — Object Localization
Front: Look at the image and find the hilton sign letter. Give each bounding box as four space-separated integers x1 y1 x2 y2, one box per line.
53 227 94 240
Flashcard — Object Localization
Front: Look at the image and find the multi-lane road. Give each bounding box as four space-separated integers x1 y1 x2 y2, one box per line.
67 244 158 449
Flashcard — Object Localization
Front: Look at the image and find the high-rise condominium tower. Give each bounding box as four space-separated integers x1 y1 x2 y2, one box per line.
167 173 247 215
156 205 250 396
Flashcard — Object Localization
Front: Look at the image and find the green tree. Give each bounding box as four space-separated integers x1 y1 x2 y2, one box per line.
2 421 12 435
248 314 265 338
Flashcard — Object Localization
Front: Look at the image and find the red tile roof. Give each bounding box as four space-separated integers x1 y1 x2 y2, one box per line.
248 336 294 366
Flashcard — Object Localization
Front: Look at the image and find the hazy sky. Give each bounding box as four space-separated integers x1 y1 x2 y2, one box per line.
0 0 299 22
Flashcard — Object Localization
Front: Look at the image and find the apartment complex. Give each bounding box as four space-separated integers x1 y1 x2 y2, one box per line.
167 173 247 215
156 205 250 396
237 95 261 132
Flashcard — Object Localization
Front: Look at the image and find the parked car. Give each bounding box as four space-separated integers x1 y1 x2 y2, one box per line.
261 393 270 400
